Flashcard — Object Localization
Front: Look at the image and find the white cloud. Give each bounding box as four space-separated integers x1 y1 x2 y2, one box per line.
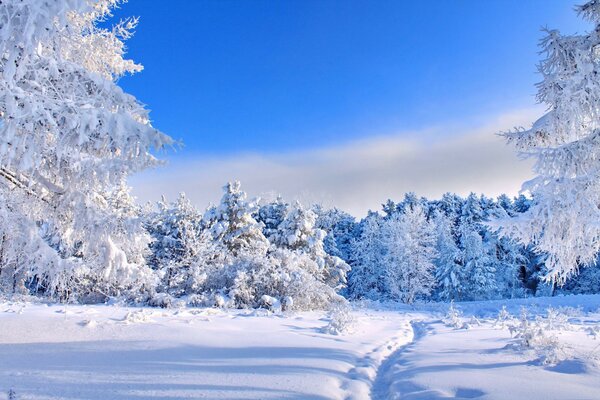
130 107 540 217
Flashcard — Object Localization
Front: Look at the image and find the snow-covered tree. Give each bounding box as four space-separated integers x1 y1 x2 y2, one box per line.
433 211 464 301
203 182 270 258
256 196 288 243
496 1 600 284
460 229 497 300
271 201 350 291
346 211 386 300
145 193 220 297
0 0 172 299
313 205 357 261
382 204 437 304
459 195 497 300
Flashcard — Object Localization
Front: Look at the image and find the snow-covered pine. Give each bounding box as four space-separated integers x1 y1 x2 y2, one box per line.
203 181 270 258
271 201 350 291
0 0 172 299
382 204 437 304
145 193 222 298
433 210 464 301
313 205 357 261
256 195 289 243
495 1 600 284
346 211 386 300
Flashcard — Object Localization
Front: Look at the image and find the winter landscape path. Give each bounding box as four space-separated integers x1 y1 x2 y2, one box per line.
0 302 413 400
0 296 599 400
372 296 600 400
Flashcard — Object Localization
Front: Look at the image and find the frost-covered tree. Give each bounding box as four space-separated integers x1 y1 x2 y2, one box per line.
382 205 437 304
346 211 386 300
313 205 356 261
145 193 220 298
196 183 349 310
496 1 600 284
461 229 497 300
459 195 497 300
433 211 464 301
203 182 270 258
271 201 350 291
256 196 288 243
0 0 171 299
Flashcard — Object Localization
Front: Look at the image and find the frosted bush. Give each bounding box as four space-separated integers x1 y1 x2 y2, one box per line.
322 301 356 335
260 295 282 313
508 308 567 365
585 325 599 340
494 306 513 328
122 310 154 324
543 307 570 331
443 301 465 329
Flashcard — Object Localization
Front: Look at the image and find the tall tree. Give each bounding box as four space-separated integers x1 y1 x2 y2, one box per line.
382 204 437 304
0 0 172 298
496 1 600 284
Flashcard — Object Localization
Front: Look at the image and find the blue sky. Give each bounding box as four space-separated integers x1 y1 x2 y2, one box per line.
114 0 585 154
117 1 588 215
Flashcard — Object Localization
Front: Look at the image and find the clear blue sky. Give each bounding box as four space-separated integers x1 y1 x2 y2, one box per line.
111 0 586 156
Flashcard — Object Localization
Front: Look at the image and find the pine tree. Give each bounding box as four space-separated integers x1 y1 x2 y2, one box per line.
271 201 350 291
433 211 464 301
256 196 288 243
313 205 357 262
496 1 600 284
459 194 497 300
203 181 270 258
382 204 437 304
346 211 386 300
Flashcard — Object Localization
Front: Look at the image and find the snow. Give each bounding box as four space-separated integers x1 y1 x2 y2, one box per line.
1 295 599 399
0 301 412 400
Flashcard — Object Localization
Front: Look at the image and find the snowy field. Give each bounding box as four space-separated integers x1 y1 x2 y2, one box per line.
0 295 599 400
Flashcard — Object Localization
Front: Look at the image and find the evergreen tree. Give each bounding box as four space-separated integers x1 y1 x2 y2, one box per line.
496 1 600 284
433 211 464 301
256 196 288 243
382 205 437 304
203 181 270 258
346 211 386 300
313 205 357 261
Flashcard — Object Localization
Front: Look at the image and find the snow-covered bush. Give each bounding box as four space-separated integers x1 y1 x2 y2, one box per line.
322 301 356 335
509 308 566 365
443 301 465 329
493 306 513 329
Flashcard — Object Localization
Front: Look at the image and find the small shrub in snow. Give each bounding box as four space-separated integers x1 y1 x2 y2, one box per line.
148 293 176 308
260 295 282 313
122 310 154 324
494 306 513 329
585 325 600 340
543 307 570 331
322 301 356 335
443 301 465 329
8 389 16 400
465 316 482 328
509 308 566 365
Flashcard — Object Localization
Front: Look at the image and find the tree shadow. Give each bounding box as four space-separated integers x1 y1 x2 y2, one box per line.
0 340 360 399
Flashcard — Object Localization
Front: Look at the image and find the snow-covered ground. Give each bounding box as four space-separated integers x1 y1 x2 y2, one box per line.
0 295 599 400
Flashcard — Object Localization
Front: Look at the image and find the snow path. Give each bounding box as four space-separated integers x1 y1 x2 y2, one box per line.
371 316 600 400
1 296 599 399
0 303 414 400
